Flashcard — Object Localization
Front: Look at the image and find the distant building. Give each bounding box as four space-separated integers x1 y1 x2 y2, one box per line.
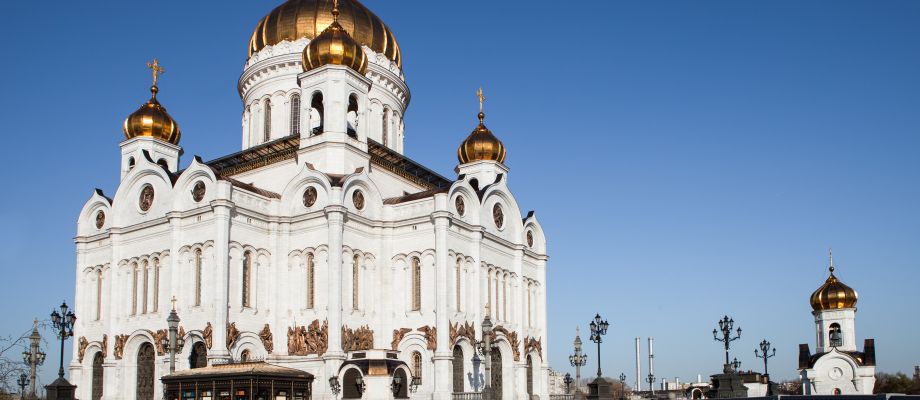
798 252 876 395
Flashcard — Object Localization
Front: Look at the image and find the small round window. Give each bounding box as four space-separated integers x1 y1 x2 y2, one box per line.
95 211 106 229
139 185 155 212
303 186 318 208
492 203 504 229
455 196 465 216
192 181 206 202
353 190 365 210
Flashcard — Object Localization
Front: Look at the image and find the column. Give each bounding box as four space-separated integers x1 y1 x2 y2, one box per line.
432 207 452 399
324 201 347 379
209 183 233 363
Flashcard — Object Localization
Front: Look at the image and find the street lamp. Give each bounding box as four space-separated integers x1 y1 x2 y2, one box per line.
329 376 341 397
646 373 656 395
619 373 628 400
17 373 29 400
410 376 422 393
160 297 185 373
731 358 742 372
569 327 588 393
391 374 403 397
712 316 741 373
755 339 776 395
50 301 76 379
481 306 495 400
564 373 574 394
355 374 366 396
588 314 610 378
22 320 46 398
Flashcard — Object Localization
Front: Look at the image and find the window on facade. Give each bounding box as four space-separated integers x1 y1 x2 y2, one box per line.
263 100 272 142
194 249 202 306
189 342 207 369
526 355 534 395
502 275 508 321
346 94 358 138
290 94 301 136
242 251 252 308
382 107 390 146
452 346 464 393
829 323 843 347
152 258 160 312
411 257 421 311
96 270 103 321
412 351 423 383
527 283 532 327
310 92 324 135
455 258 462 313
131 263 138 315
142 260 150 314
487 271 493 317
352 254 360 311
306 253 315 309
240 349 251 362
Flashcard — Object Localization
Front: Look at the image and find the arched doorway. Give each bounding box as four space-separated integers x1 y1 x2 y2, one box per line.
91 352 104 400
393 368 409 399
342 369 363 399
189 342 207 369
490 347 503 400
136 343 155 400
453 346 464 393
526 354 534 396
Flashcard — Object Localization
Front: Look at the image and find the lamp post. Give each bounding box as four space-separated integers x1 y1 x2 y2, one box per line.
391 374 403 397
712 316 741 373
50 301 76 379
480 307 494 400
619 373 628 400
22 319 46 398
160 297 185 374
646 373 656 395
569 327 588 393
588 314 610 378
564 373 574 394
329 376 341 398
17 373 29 400
731 358 741 372
755 339 776 395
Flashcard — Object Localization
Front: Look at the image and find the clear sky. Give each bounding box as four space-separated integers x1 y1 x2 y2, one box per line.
0 0 918 390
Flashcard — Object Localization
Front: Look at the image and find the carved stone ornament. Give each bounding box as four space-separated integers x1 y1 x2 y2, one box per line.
139 185 155 212
101 334 108 359
352 190 365 210
392 328 411 351
527 231 534 247
287 319 329 356
342 325 374 352
192 181 206 202
154 329 168 356
113 334 129 360
455 196 465 216
490 325 521 361
202 322 213 350
418 326 437 351
227 322 240 350
525 336 543 360
492 203 504 229
259 324 274 353
77 336 89 363
95 210 105 229
450 321 476 346
303 186 317 208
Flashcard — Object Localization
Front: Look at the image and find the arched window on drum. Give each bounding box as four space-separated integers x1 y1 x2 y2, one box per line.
290 94 301 136
346 94 359 138
310 92 324 135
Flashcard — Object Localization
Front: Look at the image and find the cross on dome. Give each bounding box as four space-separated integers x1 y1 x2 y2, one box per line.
147 58 165 90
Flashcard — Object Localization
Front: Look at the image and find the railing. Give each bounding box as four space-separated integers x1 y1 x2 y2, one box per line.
452 393 483 400
550 395 575 400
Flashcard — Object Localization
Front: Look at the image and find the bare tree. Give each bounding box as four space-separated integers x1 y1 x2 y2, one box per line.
0 322 49 395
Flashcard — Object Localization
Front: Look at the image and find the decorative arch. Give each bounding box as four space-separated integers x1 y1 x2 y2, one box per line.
171 158 219 210
278 164 333 215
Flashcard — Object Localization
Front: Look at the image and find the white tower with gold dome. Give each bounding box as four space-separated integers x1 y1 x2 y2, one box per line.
798 251 876 395
70 1 549 399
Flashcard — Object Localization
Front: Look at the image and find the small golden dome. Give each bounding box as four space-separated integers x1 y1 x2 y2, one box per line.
301 4 368 74
123 85 181 145
250 0 401 68
810 252 858 311
458 112 506 164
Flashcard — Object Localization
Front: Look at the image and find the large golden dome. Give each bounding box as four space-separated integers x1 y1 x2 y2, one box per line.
302 6 368 74
458 112 506 164
249 0 401 68
810 255 858 311
123 86 181 145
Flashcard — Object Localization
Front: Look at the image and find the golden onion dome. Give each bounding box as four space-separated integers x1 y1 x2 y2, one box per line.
810 252 858 311
458 111 507 164
123 85 181 145
301 5 368 74
249 0 401 68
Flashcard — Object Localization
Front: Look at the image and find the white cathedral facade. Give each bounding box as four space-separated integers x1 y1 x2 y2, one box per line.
70 1 549 399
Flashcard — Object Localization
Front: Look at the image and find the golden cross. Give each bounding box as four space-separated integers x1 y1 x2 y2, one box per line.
147 58 165 87
477 87 486 113
332 0 340 21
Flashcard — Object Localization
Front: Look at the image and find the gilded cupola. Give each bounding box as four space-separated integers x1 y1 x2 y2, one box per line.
123 59 181 145
458 88 507 164
301 0 369 75
810 250 859 311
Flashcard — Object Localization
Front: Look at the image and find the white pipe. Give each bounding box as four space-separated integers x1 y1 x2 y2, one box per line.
649 337 655 376
635 337 642 391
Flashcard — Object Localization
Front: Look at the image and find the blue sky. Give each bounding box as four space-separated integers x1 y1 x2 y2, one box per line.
1 0 918 389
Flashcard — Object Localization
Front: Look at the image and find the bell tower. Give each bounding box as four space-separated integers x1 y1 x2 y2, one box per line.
810 250 858 353
120 59 182 180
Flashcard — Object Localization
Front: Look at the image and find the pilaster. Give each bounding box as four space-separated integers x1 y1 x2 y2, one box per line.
432 203 452 399
209 184 233 363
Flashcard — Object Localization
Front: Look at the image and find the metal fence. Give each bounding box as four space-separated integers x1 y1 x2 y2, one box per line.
452 393 483 400
549 395 575 400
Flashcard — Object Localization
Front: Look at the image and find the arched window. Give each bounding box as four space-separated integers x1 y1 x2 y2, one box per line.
527 283 532 327
194 249 202 306
263 100 272 142
306 252 315 309
411 257 421 311
502 274 508 321
242 251 252 308
91 352 104 400
394 368 409 399
412 351 423 383
382 106 390 146
290 94 301 136
310 92 324 135
240 349 251 362
343 368 363 399
829 323 843 347
95 270 103 321
526 355 534 395
452 346 464 393
455 257 462 312
127 157 136 170
487 270 493 317
189 342 207 369
136 343 155 400
141 260 149 314
131 263 138 316
152 258 160 312
347 94 358 138
352 254 360 311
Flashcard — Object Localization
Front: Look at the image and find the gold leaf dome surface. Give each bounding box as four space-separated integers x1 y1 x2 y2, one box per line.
249 0 401 68
302 9 368 74
810 266 858 311
458 112 507 164
123 86 181 145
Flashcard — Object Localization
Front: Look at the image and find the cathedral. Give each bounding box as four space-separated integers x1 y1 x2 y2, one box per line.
798 252 876 395
70 1 549 399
